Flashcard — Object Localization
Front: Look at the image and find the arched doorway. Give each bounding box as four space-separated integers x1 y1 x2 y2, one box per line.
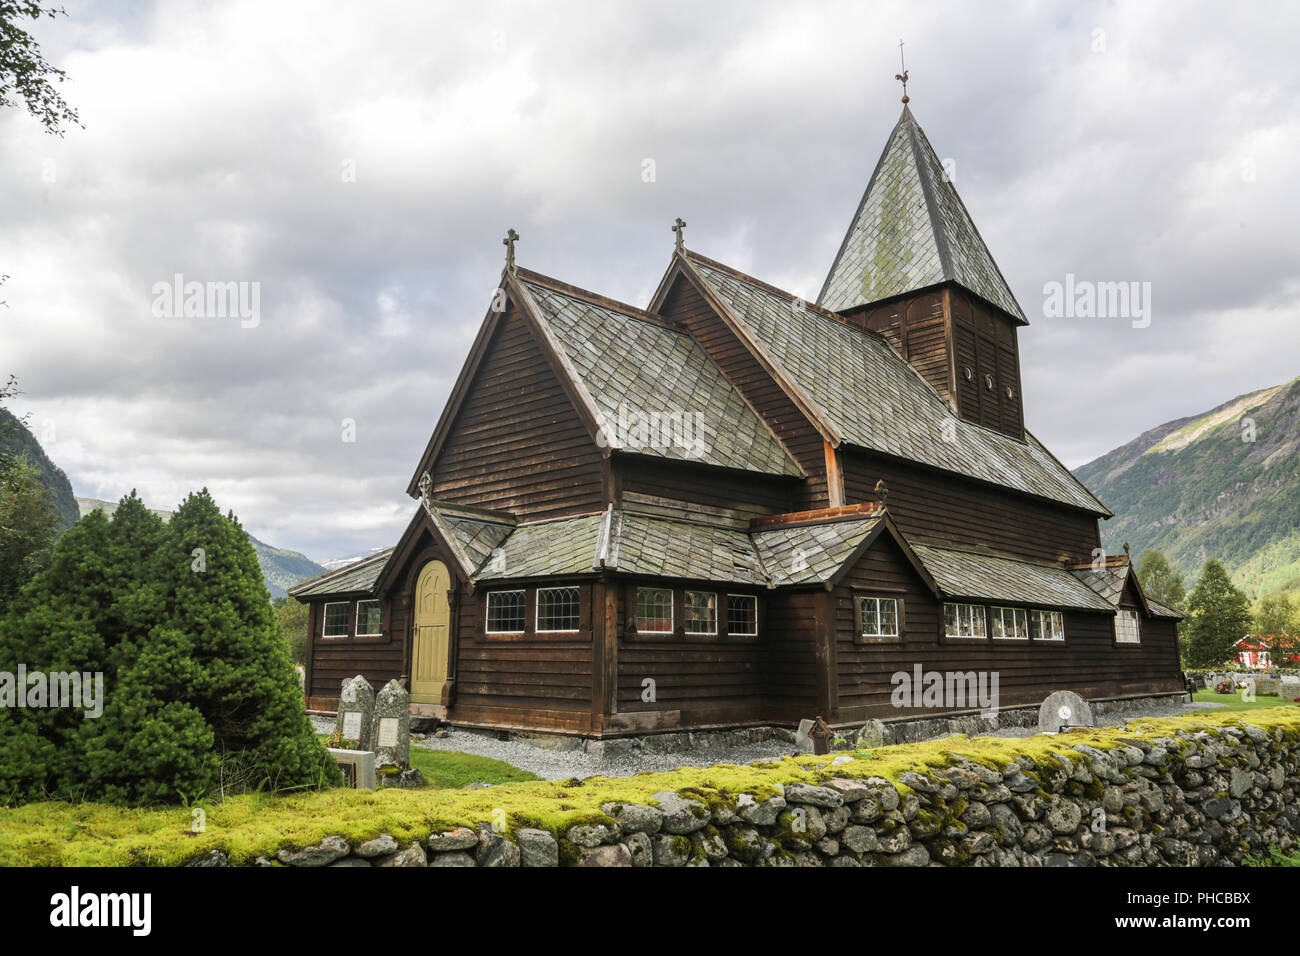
411 560 451 704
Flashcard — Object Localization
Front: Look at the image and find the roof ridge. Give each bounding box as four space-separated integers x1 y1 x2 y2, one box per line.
517 268 682 331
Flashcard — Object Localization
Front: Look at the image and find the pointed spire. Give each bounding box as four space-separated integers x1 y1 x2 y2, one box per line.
817 106 1026 323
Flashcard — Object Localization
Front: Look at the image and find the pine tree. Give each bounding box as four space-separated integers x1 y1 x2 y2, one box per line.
0 453 57 612
150 490 338 793
1136 548 1186 611
1183 560 1252 668
0 494 167 802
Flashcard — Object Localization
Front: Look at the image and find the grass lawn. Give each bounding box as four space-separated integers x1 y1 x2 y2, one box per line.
407 747 539 788
317 734 538 789
1189 689 1300 713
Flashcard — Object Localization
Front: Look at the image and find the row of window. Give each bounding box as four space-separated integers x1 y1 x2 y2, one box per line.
486 586 581 633
634 588 758 637
484 586 760 637
321 592 1139 645
860 596 1139 644
942 602 1067 641
322 599 383 638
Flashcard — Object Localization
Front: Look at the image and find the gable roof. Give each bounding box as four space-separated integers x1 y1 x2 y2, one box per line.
913 544 1117 613
818 105 1026 322
289 547 394 599
517 275 801 477
682 253 1110 515
1069 555 1184 620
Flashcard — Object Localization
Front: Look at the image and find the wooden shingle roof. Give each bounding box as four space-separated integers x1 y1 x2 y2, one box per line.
1069 558 1185 620
818 105 1026 322
288 547 394 598
519 278 801 478
912 544 1117 612
686 255 1109 515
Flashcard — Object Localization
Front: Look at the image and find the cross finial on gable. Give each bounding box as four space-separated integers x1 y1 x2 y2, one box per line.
503 228 520 273
672 217 687 254
895 39 910 104
874 478 889 508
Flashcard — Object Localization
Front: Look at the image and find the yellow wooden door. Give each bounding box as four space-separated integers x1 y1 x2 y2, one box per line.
411 560 450 704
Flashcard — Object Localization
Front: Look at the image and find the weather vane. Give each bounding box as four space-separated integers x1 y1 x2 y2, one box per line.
503 228 519 273
672 217 687 253
895 39 910 104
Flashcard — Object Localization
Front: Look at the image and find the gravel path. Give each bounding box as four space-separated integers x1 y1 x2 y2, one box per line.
413 730 800 782
314 698 1226 781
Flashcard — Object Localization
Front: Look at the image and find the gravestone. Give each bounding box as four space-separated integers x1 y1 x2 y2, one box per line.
1037 690 1093 734
334 675 375 751
371 679 411 772
327 748 376 790
794 718 816 751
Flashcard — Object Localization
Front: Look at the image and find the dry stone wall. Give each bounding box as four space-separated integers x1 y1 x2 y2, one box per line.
190 718 1299 868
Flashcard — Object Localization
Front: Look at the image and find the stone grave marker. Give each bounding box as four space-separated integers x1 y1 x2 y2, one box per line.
371 679 411 772
794 718 815 751
1037 690 1093 734
334 675 375 751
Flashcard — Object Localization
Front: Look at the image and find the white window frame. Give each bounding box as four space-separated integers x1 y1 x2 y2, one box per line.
355 599 383 637
322 601 350 638
859 595 900 638
990 606 1029 640
1115 609 1141 644
684 590 718 636
485 589 526 635
726 594 759 637
535 586 581 633
1032 609 1065 642
636 587 674 634
944 602 987 639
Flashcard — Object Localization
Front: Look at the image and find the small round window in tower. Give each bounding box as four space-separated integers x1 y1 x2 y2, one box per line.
984 374 994 391
962 366 973 381
1006 385 1016 400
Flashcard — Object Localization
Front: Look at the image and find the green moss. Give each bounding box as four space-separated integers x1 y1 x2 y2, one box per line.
3 708 1298 866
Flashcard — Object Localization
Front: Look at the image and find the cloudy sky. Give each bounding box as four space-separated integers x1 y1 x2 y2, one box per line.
3 0 1298 562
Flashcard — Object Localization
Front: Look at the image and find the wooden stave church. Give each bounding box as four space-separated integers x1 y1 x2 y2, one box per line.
291 103 1184 738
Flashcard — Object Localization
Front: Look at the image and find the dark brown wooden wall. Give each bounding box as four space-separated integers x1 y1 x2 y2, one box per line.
430 302 605 521
842 449 1102 565
449 581 596 735
830 535 1182 722
950 288 1024 438
305 596 405 706
657 275 830 510
845 290 952 407
615 456 792 521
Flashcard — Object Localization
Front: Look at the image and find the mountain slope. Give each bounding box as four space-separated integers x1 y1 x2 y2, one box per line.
75 497 325 599
1074 377 1300 601
0 409 80 533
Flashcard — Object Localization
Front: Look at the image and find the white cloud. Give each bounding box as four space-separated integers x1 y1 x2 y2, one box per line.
3 0 1298 558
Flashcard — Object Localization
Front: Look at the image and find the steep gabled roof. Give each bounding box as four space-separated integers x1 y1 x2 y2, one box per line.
517 275 801 477
682 253 1110 515
818 106 1026 322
